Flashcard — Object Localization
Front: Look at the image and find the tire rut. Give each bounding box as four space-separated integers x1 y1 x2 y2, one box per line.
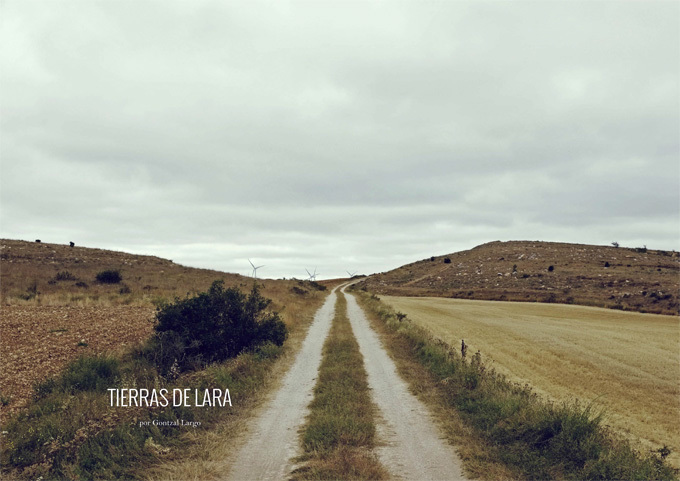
343 286 467 481
225 286 339 481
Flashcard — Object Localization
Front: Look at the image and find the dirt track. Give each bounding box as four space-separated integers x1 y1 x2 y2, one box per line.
344 287 466 480
226 284 465 480
225 286 338 480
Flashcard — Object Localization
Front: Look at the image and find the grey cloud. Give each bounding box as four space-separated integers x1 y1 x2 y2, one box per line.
1 1 678 279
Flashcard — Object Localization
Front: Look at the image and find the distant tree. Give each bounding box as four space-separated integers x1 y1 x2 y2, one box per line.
611 241 619 248
444 258 451 264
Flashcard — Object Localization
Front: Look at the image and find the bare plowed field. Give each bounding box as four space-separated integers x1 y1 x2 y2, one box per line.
0 305 154 422
382 296 680 468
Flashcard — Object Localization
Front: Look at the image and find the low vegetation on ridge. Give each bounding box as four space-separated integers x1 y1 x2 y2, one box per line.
360 240 680 315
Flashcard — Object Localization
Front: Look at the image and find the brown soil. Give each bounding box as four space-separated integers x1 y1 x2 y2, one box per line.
358 241 679 315
0 305 154 423
0 238 333 424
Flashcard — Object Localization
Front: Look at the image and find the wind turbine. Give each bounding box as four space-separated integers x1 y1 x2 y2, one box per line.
346 270 357 278
249 259 264 279
305 268 318 281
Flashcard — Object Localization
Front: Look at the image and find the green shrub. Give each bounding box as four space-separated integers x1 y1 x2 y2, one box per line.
55 271 77 281
96 270 122 284
61 356 120 394
149 281 287 375
31 356 120 405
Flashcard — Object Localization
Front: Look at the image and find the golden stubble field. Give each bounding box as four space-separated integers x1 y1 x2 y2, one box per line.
381 295 680 468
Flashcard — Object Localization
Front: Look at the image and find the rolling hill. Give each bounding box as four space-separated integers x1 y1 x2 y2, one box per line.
0 238 329 422
357 240 679 315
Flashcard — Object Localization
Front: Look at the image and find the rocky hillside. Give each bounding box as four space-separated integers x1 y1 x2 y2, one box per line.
0 238 246 303
357 241 679 315
0 239 329 421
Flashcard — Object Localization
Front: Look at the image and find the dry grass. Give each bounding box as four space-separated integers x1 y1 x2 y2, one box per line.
140 280 348 481
382 295 680 468
292 292 388 480
0 238 322 310
0 238 344 479
352 292 517 480
0 238 334 419
360 240 680 315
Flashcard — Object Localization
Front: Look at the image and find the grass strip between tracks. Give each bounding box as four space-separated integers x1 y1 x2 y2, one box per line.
352 289 678 481
292 291 388 480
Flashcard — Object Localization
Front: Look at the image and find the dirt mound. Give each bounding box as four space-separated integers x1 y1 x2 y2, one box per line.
358 241 679 315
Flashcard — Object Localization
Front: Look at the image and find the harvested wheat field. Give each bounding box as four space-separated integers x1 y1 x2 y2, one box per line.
382 295 680 468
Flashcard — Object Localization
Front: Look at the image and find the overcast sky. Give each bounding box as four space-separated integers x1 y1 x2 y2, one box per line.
1 1 678 279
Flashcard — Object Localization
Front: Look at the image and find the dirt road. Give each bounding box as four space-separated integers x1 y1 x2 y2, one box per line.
226 284 465 480
344 287 466 480
225 286 339 481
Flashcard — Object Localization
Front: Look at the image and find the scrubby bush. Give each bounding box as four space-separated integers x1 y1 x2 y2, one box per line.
19 281 39 300
148 281 287 375
308 280 327 291
444 257 451 264
96 270 122 284
291 286 307 296
55 271 77 281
